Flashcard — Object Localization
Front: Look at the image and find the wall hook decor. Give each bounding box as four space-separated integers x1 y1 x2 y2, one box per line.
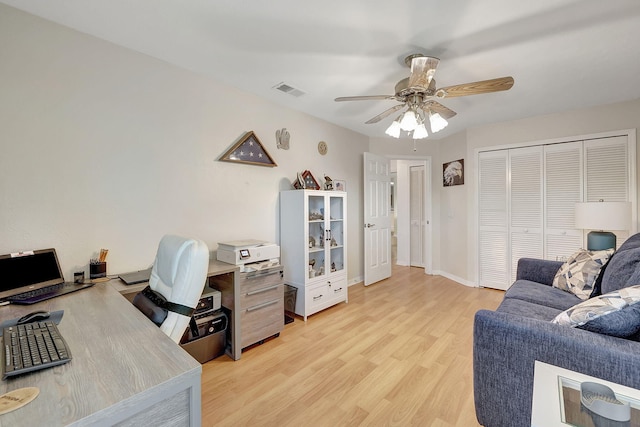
276 128 290 150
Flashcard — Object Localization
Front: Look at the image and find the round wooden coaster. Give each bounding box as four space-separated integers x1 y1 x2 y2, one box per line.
0 387 40 415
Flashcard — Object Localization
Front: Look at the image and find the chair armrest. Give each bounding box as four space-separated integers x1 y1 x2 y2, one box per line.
473 309 640 427
515 258 563 285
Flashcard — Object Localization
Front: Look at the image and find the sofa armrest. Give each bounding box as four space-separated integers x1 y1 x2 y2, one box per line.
473 309 640 427
515 258 563 285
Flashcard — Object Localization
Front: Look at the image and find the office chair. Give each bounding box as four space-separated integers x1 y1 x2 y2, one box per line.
136 234 209 343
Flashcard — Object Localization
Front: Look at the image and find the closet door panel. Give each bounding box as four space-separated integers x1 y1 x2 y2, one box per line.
545 142 583 259
585 136 631 247
509 146 543 283
478 151 509 289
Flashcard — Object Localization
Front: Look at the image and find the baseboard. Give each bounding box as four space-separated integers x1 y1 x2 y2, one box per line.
431 270 477 288
348 277 363 287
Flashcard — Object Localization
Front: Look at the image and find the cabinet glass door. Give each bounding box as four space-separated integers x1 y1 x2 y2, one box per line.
307 195 326 279
328 196 345 274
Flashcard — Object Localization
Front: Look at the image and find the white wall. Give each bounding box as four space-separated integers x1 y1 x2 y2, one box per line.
0 5 368 283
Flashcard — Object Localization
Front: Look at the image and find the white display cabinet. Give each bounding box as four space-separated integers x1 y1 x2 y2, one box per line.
280 190 348 320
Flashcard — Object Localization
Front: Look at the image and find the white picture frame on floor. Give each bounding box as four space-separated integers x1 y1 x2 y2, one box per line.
531 361 640 427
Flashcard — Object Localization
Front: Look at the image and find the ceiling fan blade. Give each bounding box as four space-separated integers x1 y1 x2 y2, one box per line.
423 100 457 120
436 76 514 98
335 95 395 102
365 104 406 124
408 56 439 89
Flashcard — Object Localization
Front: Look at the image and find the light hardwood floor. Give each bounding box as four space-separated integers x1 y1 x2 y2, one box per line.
201 266 504 426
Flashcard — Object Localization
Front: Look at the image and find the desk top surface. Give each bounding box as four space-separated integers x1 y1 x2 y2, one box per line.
110 258 239 295
0 282 201 426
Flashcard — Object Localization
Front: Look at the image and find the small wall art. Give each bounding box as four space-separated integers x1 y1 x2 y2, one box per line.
219 131 277 167
443 159 464 187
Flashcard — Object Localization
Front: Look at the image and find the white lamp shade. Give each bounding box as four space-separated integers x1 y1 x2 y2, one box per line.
412 123 428 139
399 110 418 131
575 201 631 230
385 120 401 138
429 112 448 133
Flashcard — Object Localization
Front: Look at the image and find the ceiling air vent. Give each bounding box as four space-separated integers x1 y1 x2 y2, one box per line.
272 82 306 97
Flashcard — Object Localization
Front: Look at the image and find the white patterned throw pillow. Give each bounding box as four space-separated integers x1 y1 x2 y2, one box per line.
552 248 614 300
552 285 640 337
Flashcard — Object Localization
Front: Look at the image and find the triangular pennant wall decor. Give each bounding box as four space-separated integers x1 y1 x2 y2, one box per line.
219 131 277 167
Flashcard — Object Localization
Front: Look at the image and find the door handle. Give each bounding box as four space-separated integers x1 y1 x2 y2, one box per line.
365 223 376 228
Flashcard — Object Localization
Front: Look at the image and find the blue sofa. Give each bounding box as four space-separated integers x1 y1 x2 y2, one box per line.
473 233 640 427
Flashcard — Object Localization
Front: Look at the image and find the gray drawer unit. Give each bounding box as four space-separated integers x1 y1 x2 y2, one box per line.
238 266 284 349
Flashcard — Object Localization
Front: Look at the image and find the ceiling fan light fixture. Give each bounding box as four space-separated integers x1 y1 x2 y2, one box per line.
429 112 448 133
399 110 418 131
412 123 429 139
385 119 402 138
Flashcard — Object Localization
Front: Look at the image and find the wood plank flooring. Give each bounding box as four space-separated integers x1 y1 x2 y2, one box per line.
201 266 504 426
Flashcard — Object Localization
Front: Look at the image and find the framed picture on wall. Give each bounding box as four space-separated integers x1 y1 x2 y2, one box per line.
443 159 464 186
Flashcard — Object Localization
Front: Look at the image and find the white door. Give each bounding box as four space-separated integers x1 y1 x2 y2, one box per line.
410 165 424 267
364 152 392 286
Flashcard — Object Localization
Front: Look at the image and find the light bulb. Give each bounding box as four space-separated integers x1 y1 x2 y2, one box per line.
429 112 448 133
385 120 401 138
399 110 418 131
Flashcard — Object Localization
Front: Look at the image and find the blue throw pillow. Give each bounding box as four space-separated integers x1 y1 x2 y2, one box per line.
601 247 640 294
552 285 640 338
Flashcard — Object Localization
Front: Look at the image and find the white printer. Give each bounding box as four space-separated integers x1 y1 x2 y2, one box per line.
216 239 280 267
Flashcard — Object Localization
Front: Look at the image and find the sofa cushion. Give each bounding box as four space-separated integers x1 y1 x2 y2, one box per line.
617 232 640 253
552 248 613 300
551 285 640 338
600 247 640 295
506 280 583 311
497 297 563 321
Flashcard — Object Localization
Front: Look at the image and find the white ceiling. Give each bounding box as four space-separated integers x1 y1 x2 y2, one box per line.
3 0 640 140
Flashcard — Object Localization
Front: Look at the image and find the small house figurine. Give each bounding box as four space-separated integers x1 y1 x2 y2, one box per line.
324 175 333 190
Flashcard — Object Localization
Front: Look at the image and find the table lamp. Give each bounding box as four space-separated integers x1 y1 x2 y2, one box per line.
575 201 631 250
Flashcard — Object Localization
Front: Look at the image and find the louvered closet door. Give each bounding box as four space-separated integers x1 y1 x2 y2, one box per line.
585 136 631 247
478 151 509 289
510 147 543 283
545 142 583 260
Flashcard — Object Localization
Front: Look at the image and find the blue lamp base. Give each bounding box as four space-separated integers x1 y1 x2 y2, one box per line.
587 231 616 251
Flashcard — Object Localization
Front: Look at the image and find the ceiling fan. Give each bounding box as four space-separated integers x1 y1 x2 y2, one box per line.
335 54 514 139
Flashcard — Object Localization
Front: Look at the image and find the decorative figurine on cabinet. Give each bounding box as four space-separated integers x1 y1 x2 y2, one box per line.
324 175 333 190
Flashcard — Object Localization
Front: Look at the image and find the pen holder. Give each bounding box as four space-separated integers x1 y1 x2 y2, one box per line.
90 262 107 279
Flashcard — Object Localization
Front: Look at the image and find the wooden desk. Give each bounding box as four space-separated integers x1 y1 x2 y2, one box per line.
111 259 243 361
0 283 201 426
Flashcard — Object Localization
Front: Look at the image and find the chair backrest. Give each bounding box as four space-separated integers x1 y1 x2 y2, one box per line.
149 234 209 342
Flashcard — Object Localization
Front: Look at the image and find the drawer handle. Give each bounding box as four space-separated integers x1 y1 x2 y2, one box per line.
333 287 343 293
246 284 280 296
244 270 282 280
246 299 279 312
313 294 323 301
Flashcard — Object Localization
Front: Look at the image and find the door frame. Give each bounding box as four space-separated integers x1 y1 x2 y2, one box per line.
392 156 433 275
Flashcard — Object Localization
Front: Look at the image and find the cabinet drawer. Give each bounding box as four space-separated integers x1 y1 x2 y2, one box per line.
240 280 283 309
239 268 283 294
240 296 283 348
307 277 347 311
